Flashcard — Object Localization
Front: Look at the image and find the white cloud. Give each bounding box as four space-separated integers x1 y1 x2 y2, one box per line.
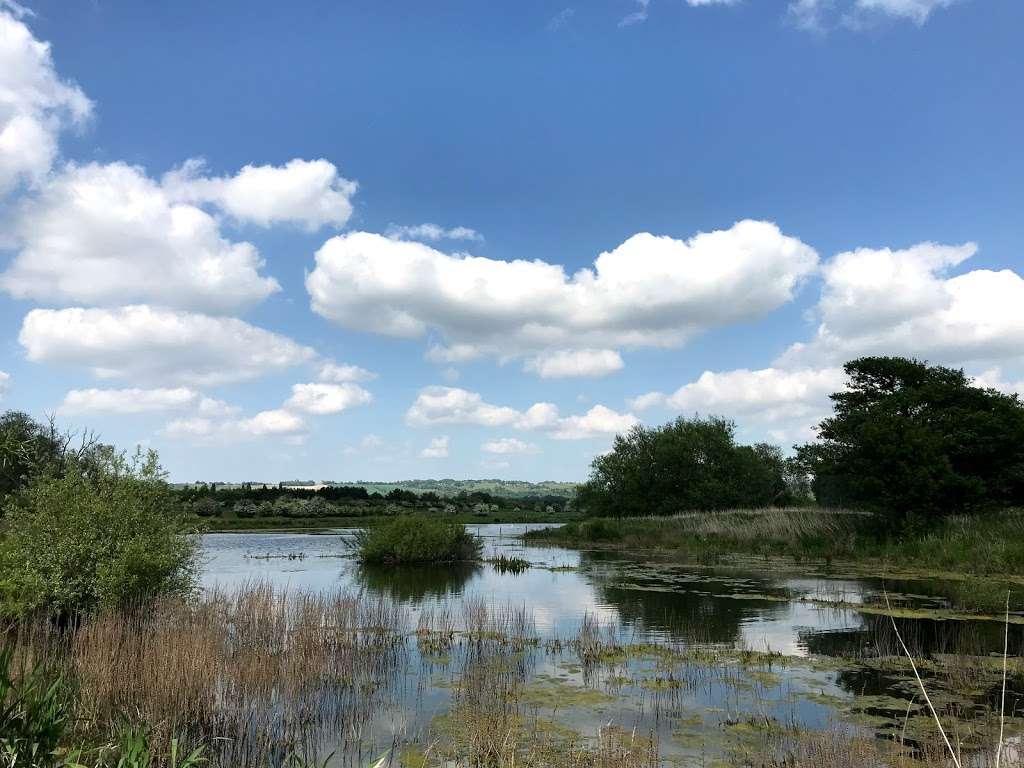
778 242 1024 370
406 386 522 428
19 305 317 386
547 7 576 31
0 9 92 195
284 382 373 415
318 362 377 383
420 435 450 459
307 221 818 365
524 349 624 379
385 223 483 242
972 368 1024 398
550 404 638 440
788 0 960 30
162 158 357 231
850 0 958 24
481 437 540 455
0 370 8 399
406 386 634 441
239 409 305 436
60 387 197 415
619 0 650 26
163 408 306 443
631 367 845 444
1 162 281 313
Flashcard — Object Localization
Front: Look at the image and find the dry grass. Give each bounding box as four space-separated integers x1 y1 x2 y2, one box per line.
9 584 409 767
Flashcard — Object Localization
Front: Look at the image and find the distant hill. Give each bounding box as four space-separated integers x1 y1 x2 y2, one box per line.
266 478 577 499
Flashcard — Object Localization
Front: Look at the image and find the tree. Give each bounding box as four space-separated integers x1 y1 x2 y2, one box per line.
0 411 102 505
796 356 1024 523
0 447 198 617
576 416 795 517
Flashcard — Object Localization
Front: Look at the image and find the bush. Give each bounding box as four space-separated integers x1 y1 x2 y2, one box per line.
350 516 482 564
576 416 800 517
0 448 198 618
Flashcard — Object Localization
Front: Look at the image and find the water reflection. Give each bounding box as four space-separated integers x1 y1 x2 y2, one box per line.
356 562 481 602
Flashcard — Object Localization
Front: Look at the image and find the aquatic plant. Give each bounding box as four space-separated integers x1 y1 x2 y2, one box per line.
349 516 483 564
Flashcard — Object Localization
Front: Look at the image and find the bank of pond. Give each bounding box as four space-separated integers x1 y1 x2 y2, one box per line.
4 523 1023 768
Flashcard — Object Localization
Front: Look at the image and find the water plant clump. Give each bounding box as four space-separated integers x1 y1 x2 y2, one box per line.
349 516 483 565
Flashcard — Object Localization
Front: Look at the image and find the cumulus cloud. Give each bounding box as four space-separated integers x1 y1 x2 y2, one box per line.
0 9 92 195
385 223 483 242
318 362 377 383
284 382 373 415
162 158 357 231
639 239 1024 447
406 386 634 440
164 408 306 442
59 387 243 417
19 305 317 386
1 162 281 313
778 242 1024 370
631 367 845 443
307 221 818 369
420 435 450 458
481 437 540 455
406 386 522 428
0 370 9 399
550 405 639 440
524 349 624 379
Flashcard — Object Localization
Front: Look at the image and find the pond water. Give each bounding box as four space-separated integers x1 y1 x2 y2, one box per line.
197 525 1024 766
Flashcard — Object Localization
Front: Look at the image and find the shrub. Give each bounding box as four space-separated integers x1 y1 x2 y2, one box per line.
0 448 198 618
350 516 482 564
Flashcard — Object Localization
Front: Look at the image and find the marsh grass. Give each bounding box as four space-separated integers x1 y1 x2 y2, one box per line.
4 581 1022 768
527 507 1024 575
7 584 408 767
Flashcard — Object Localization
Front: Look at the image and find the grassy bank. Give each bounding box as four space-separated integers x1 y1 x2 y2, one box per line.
523 507 1024 577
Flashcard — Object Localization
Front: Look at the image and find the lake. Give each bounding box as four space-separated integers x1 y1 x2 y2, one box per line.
197 525 1023 766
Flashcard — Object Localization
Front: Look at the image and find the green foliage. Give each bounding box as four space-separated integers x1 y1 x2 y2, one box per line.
576 416 801 517
0 448 198 617
0 645 72 768
796 356 1024 523
351 515 483 564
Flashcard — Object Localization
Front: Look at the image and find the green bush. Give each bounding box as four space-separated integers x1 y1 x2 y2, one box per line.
0 448 198 618
351 516 482 564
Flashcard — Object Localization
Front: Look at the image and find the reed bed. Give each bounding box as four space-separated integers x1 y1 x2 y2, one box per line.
8 584 410 767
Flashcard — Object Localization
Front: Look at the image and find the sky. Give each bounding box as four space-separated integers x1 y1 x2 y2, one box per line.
0 0 1022 483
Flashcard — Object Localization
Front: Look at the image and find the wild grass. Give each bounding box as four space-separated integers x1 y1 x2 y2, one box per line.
525 507 1024 576
6 584 408 767
349 516 483 564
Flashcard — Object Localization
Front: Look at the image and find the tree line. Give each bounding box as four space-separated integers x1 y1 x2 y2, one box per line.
577 356 1024 526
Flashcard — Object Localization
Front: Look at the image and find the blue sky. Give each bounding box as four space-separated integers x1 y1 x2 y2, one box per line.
0 0 1021 482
